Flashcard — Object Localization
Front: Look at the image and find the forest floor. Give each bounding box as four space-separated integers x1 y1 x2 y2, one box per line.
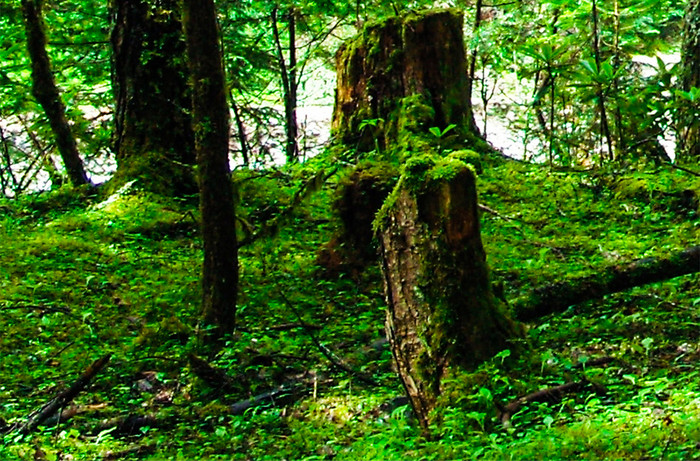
0 153 698 460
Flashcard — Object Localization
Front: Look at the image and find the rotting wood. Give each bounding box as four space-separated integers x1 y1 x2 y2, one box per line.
515 246 700 321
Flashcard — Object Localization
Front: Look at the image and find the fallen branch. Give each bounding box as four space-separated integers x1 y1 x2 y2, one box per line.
90 413 162 437
188 353 241 394
275 288 378 386
666 162 700 178
230 382 307 415
498 379 607 428
39 403 107 427
102 444 157 460
515 246 700 321
229 374 332 415
14 354 111 434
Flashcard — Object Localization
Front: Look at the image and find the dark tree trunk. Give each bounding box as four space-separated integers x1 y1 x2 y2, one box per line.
21 0 90 187
466 0 483 116
377 156 521 430
183 0 238 340
272 6 299 163
514 246 700 322
332 9 480 155
679 0 700 163
110 0 196 195
591 0 614 162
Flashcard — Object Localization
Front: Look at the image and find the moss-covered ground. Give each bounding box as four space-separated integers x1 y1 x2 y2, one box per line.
0 155 698 460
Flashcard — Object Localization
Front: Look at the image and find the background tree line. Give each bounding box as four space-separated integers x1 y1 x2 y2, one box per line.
0 0 696 198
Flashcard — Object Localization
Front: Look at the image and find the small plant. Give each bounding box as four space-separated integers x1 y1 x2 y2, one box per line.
358 117 385 156
428 123 456 154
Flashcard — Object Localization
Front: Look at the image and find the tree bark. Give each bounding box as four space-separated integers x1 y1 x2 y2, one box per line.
591 0 614 162
110 0 196 194
377 155 521 430
678 0 700 163
515 246 700 321
21 0 90 187
271 6 299 163
332 8 481 154
183 0 238 340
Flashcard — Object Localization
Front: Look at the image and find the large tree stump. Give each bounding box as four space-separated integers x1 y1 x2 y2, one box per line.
332 9 480 154
376 154 521 429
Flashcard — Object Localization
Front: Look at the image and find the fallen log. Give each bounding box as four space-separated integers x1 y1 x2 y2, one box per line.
514 246 700 322
14 354 111 434
90 413 162 436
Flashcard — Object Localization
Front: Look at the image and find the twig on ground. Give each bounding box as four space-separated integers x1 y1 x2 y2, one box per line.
274 288 378 387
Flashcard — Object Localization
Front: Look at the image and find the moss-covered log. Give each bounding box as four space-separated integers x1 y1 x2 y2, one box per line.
515 246 700 322
376 154 521 429
332 8 482 155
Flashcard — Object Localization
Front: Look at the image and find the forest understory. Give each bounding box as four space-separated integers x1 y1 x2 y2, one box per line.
0 151 698 460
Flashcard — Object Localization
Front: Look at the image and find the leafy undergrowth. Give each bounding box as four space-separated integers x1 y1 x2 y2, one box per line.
0 157 698 460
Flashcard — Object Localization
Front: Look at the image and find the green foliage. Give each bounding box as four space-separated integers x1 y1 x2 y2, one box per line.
1 0 699 458
0 158 698 458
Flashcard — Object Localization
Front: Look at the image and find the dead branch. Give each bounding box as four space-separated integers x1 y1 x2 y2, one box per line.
39 403 107 427
498 379 607 428
188 353 241 394
14 354 111 434
90 413 162 437
275 288 378 386
229 374 332 415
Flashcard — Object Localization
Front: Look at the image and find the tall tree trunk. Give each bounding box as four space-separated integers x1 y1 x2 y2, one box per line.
466 0 483 133
591 0 614 162
230 95 250 167
271 6 299 163
183 0 239 340
678 0 700 163
377 155 521 430
110 0 196 195
21 0 90 187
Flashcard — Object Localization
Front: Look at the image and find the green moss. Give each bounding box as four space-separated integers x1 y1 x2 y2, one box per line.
426 156 473 184
372 153 475 234
397 94 435 134
449 149 482 173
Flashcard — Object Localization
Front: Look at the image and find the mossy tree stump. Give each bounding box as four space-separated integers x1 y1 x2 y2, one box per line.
332 8 479 155
376 154 521 429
